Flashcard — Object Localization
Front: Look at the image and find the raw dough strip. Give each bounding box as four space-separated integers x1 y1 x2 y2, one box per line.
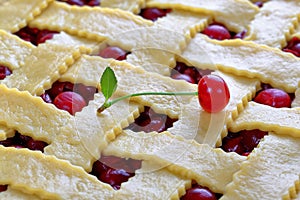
2 42 90 96
146 0 259 32
112 161 191 200
182 34 300 93
29 1 152 44
0 30 35 69
0 187 42 200
246 0 300 48
60 55 197 117
101 0 145 14
221 134 300 200
0 0 53 32
127 10 211 75
0 146 114 200
104 130 246 193
229 101 300 138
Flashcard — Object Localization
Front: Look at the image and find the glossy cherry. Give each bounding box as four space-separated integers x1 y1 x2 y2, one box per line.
181 185 217 200
91 155 142 190
254 88 291 108
14 27 57 45
140 8 171 21
254 1 264 7
202 24 231 40
53 91 87 115
98 46 128 61
0 65 12 80
198 74 230 113
283 37 300 57
0 185 7 192
27 139 48 152
171 73 195 84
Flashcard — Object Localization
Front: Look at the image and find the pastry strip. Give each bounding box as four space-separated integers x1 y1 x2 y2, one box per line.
221 134 300 200
246 0 300 48
0 146 114 200
104 130 246 193
182 34 300 93
229 101 300 138
0 30 35 69
101 0 145 14
2 43 90 96
112 161 191 199
0 187 42 200
146 0 258 32
0 0 52 32
29 1 153 43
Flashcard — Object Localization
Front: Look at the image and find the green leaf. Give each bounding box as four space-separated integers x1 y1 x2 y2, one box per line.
100 66 118 101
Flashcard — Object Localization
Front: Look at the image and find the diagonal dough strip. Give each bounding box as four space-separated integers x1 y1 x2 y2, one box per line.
104 130 246 193
182 34 300 93
221 134 300 200
0 146 114 199
229 101 300 138
0 0 53 32
146 0 258 32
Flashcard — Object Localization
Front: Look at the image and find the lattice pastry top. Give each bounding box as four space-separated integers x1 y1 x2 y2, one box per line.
0 0 299 199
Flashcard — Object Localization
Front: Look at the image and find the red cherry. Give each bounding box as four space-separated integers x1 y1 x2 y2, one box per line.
233 30 247 39
100 168 132 190
198 74 230 113
47 81 74 99
283 37 300 57
140 8 171 21
254 88 291 108
86 0 100 6
173 62 188 74
0 185 7 192
59 0 85 6
0 66 12 80
36 30 57 44
202 24 231 40
141 115 166 133
221 136 244 155
73 83 97 102
98 46 128 61
240 130 267 152
53 91 87 115
171 73 195 84
27 139 48 152
254 1 264 7
181 185 217 200
40 93 52 103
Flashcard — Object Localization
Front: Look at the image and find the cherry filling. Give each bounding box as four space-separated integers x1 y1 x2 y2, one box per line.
139 7 172 21
125 106 177 133
56 0 100 6
221 129 268 156
253 83 293 108
41 81 98 115
0 185 8 192
282 37 300 57
0 65 12 80
98 46 129 61
181 183 221 200
90 155 142 190
14 27 58 45
254 1 264 8
201 22 246 40
0 132 48 152
170 62 213 84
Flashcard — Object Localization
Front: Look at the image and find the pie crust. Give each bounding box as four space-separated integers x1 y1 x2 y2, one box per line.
0 0 299 199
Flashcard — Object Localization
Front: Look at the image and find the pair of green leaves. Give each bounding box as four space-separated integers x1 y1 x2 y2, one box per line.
100 67 118 103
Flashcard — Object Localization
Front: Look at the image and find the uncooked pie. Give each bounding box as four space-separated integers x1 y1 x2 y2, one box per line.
0 0 299 199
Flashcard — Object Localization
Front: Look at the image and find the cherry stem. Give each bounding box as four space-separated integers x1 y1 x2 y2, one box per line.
97 91 198 114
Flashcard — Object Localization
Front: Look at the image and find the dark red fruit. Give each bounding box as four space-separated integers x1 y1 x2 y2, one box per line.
254 88 291 108
126 107 177 133
283 37 300 57
254 1 264 7
98 46 128 61
198 74 230 113
181 185 217 200
171 73 195 84
47 81 74 99
40 93 52 103
233 30 247 39
53 91 87 115
0 185 7 192
86 0 101 6
221 130 268 155
14 27 57 45
140 8 171 21
0 66 12 80
27 139 48 152
202 24 231 40
91 155 142 190
73 83 98 102
58 0 85 6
